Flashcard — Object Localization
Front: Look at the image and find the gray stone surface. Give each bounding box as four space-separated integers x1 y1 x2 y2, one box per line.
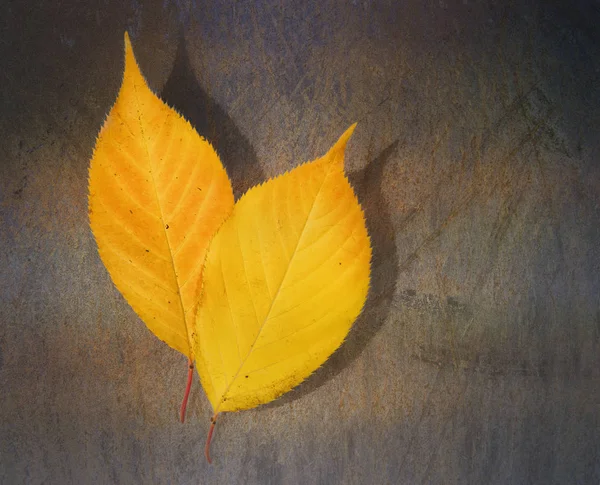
1 1 599 483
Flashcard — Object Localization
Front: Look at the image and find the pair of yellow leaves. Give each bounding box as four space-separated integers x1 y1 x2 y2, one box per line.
88 33 371 436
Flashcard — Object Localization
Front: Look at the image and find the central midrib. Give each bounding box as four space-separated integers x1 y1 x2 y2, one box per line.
133 79 191 357
215 162 334 412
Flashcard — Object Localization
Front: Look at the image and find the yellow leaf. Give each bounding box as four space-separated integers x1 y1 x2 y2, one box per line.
194 124 371 415
88 33 234 360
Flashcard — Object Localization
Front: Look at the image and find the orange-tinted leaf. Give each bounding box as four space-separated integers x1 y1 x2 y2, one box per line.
88 33 234 359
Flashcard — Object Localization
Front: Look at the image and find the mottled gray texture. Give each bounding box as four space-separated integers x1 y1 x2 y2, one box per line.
1 0 599 484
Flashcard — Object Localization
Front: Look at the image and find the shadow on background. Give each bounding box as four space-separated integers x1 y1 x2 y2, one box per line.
268 140 400 407
161 35 400 406
160 34 264 198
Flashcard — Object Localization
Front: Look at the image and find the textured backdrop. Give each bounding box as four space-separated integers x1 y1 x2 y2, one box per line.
1 0 599 483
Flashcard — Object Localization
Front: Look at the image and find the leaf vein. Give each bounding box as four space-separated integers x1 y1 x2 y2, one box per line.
132 75 191 356
215 164 335 411
95 194 168 259
219 253 242 365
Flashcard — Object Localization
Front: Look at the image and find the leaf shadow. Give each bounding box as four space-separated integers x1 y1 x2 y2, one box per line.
160 33 399 410
266 140 400 408
160 34 265 198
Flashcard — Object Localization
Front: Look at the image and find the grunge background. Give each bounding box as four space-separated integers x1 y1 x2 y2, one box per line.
1 1 599 483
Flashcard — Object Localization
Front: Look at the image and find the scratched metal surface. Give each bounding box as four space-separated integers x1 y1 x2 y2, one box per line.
1 0 599 483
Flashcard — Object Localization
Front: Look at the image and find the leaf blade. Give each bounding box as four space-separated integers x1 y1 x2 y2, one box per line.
89 33 234 357
195 125 371 412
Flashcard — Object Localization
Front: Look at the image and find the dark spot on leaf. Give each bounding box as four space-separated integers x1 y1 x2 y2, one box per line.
165 224 169 229
197 187 201 191
245 375 249 378
145 249 149 252
130 209 133 214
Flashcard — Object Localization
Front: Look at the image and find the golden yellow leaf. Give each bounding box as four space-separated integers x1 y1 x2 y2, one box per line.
88 34 233 371
194 124 371 422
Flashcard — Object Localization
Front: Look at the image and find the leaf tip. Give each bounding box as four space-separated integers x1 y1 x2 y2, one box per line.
339 122 358 145
122 31 139 78
328 123 357 167
344 122 358 138
123 31 133 57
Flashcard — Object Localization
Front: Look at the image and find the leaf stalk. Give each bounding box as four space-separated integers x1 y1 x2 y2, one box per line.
205 413 219 464
180 357 194 423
